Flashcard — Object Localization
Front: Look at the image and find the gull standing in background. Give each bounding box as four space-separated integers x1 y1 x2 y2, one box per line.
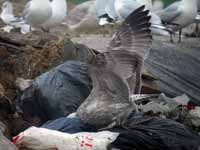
95 0 117 36
159 0 198 42
95 0 117 26
114 0 172 36
0 1 31 34
22 0 67 33
22 0 52 30
194 0 200 36
42 0 67 32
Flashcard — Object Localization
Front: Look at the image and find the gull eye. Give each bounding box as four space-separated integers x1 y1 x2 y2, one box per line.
49 0 53 2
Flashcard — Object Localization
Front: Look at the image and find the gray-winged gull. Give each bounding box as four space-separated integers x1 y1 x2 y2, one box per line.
159 0 198 42
96 0 117 26
194 0 200 36
22 0 67 33
112 0 172 36
77 6 152 129
0 1 31 34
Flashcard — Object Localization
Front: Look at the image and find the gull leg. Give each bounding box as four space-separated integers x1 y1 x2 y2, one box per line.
109 24 114 37
41 27 50 39
170 32 174 43
178 28 182 43
102 25 106 37
195 22 199 37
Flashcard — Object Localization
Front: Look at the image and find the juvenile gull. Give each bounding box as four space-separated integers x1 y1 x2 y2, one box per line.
159 0 198 42
0 1 31 34
77 6 152 128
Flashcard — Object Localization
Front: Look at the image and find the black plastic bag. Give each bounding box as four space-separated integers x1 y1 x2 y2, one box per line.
109 113 200 150
18 61 92 125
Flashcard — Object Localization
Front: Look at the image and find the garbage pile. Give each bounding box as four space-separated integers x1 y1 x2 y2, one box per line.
0 5 200 150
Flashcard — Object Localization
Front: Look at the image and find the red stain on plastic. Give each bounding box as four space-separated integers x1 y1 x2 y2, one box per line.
12 135 20 145
80 135 94 150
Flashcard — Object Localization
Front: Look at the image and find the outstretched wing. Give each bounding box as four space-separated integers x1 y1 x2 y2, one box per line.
91 6 152 97
109 6 152 94
108 5 152 59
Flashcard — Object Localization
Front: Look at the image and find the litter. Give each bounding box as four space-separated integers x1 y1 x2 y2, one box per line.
136 93 191 114
109 114 200 150
189 107 200 127
37 113 200 150
13 126 119 150
17 61 92 125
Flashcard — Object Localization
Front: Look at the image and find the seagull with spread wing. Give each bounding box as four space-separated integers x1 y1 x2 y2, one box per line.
77 6 152 129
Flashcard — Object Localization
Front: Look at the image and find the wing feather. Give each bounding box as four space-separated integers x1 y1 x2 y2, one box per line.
91 6 152 95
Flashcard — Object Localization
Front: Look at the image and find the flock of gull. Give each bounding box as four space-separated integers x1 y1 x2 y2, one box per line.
0 0 200 129
0 0 200 42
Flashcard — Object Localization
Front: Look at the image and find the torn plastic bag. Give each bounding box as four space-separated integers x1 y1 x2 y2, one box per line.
41 117 97 134
109 113 200 150
17 61 92 125
13 127 119 150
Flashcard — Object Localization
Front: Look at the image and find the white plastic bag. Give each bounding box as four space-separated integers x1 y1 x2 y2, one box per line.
13 127 119 150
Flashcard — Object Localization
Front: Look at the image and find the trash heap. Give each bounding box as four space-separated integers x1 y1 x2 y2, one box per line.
0 6 200 150
0 36 200 150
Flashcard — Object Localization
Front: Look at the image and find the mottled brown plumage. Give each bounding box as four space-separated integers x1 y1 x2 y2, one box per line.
77 6 152 128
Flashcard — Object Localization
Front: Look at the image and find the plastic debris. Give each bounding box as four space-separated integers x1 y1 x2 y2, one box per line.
13 127 119 150
17 61 92 125
190 107 200 127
